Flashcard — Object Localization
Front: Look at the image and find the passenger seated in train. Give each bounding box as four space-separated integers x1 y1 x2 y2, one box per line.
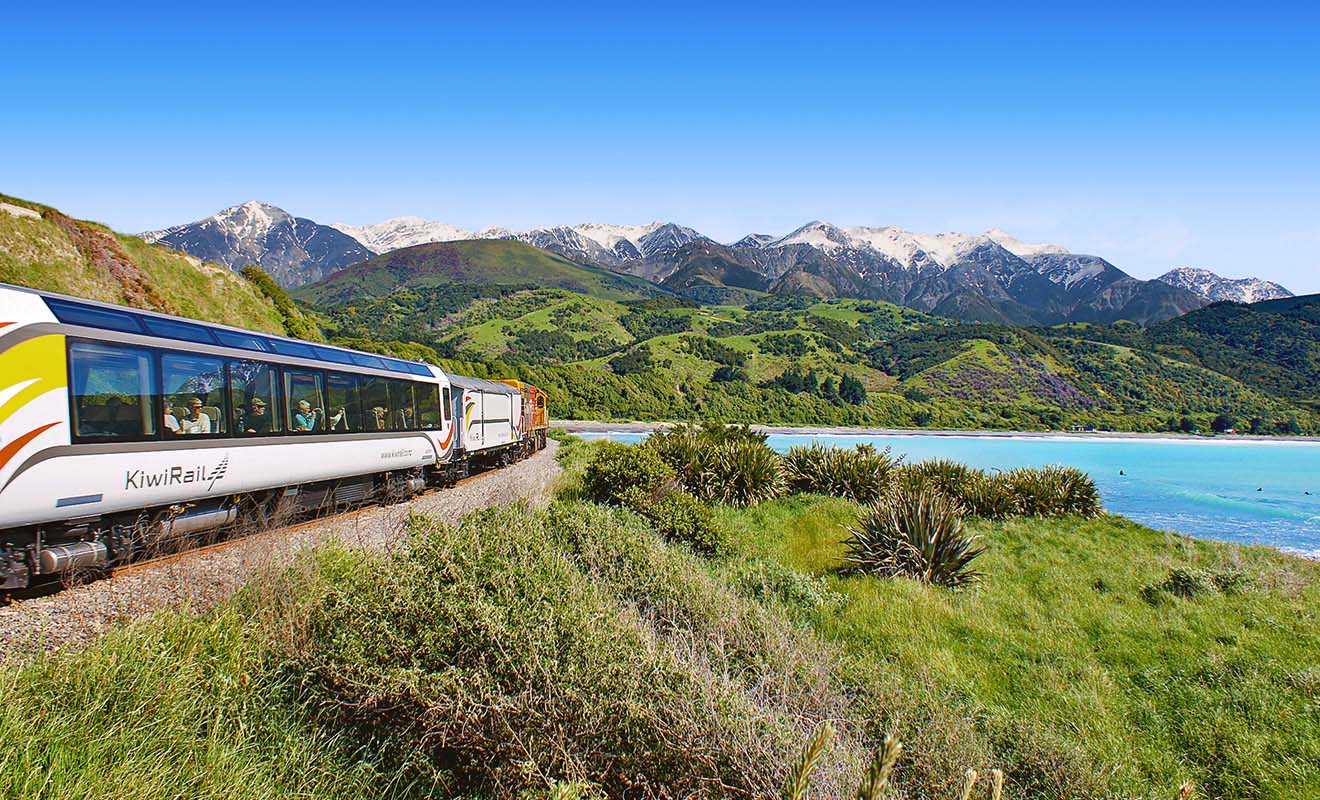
328 406 349 431
293 399 321 432
178 397 212 435
244 397 271 434
163 404 180 435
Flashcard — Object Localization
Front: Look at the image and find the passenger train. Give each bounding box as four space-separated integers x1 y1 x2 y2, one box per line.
0 283 549 590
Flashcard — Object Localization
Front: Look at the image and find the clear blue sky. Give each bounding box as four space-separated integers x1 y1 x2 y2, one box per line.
4 2 1318 291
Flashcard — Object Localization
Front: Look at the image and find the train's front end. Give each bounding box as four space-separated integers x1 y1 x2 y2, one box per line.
0 288 74 587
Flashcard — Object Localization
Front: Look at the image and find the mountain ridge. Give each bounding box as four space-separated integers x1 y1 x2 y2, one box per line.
146 201 1285 326
1155 267 1292 303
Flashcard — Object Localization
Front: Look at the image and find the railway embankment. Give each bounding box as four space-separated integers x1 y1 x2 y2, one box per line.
0 440 560 657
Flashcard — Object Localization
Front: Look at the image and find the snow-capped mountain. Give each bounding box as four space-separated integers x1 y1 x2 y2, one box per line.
1155 267 1293 304
142 201 370 287
142 201 1219 324
330 216 473 254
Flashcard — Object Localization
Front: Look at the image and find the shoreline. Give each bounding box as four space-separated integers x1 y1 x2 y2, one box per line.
555 420 1320 445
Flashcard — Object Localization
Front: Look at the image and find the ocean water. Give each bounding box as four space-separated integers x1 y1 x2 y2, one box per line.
577 431 1320 557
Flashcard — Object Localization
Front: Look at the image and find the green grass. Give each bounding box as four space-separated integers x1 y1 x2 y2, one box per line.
0 604 384 800
715 496 1320 798
0 193 292 336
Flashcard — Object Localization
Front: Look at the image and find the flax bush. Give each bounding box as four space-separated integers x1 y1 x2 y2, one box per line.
843 489 985 589
781 443 898 504
1003 465 1102 518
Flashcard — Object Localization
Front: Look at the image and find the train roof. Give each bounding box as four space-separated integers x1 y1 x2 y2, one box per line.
1 282 438 380
448 373 521 394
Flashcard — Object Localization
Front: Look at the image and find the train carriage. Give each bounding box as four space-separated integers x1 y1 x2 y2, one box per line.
444 374 524 476
0 283 549 590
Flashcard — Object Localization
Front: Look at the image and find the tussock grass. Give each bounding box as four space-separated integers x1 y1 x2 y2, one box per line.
716 496 1320 798
0 604 381 800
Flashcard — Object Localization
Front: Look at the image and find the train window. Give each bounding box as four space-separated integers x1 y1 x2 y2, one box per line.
325 372 361 432
214 330 269 352
313 346 356 366
388 380 416 430
68 341 158 441
417 383 441 429
268 339 316 359
228 360 282 435
161 354 226 436
48 299 144 334
142 317 218 345
441 387 451 421
283 369 325 433
350 352 387 370
358 375 392 431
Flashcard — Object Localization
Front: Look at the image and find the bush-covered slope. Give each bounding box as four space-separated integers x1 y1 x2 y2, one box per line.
0 193 316 337
293 239 666 306
308 280 1317 432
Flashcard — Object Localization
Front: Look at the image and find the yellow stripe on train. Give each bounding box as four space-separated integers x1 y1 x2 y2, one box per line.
0 335 66 427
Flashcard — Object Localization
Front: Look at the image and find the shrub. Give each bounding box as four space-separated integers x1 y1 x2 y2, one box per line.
581 440 675 505
898 459 1016 519
619 485 728 556
782 443 898 504
645 424 703 482
1003 465 1102 518
295 503 864 798
647 424 783 506
843 489 984 589
700 437 785 506
726 559 840 613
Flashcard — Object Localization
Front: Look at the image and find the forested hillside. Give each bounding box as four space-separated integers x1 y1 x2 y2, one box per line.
308 280 1317 434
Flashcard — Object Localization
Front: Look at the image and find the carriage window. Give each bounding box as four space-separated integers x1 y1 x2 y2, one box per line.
228 360 282 435
358 375 392 431
417 383 440 429
389 380 416 430
161 354 226 436
68 341 157 440
284 369 325 433
441 387 451 421
325 372 361 433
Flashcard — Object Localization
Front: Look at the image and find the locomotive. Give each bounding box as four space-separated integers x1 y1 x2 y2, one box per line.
0 283 548 590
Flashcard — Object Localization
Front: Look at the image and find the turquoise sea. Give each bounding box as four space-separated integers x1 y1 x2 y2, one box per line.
577 431 1320 557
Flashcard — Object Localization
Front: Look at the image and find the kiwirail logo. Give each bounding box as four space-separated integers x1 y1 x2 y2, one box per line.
124 455 230 492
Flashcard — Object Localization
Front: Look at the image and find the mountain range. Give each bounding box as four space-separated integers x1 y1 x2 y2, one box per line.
141 201 1293 326
1154 267 1292 304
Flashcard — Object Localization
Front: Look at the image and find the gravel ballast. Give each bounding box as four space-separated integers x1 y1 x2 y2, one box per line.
0 441 560 658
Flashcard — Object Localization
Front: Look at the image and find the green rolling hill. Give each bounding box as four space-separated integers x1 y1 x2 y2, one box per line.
292 239 666 306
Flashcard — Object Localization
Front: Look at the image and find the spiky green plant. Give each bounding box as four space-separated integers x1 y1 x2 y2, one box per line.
700 437 785 506
782 443 897 504
781 722 833 800
843 488 984 589
645 424 704 483
897 459 1019 520
1004 465 1102 517
853 734 902 800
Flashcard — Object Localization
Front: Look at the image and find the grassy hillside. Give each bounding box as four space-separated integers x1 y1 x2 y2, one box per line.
5 437 1316 799
0 193 317 337
293 239 665 306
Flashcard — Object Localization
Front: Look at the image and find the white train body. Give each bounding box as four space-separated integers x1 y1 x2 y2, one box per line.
0 283 534 589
